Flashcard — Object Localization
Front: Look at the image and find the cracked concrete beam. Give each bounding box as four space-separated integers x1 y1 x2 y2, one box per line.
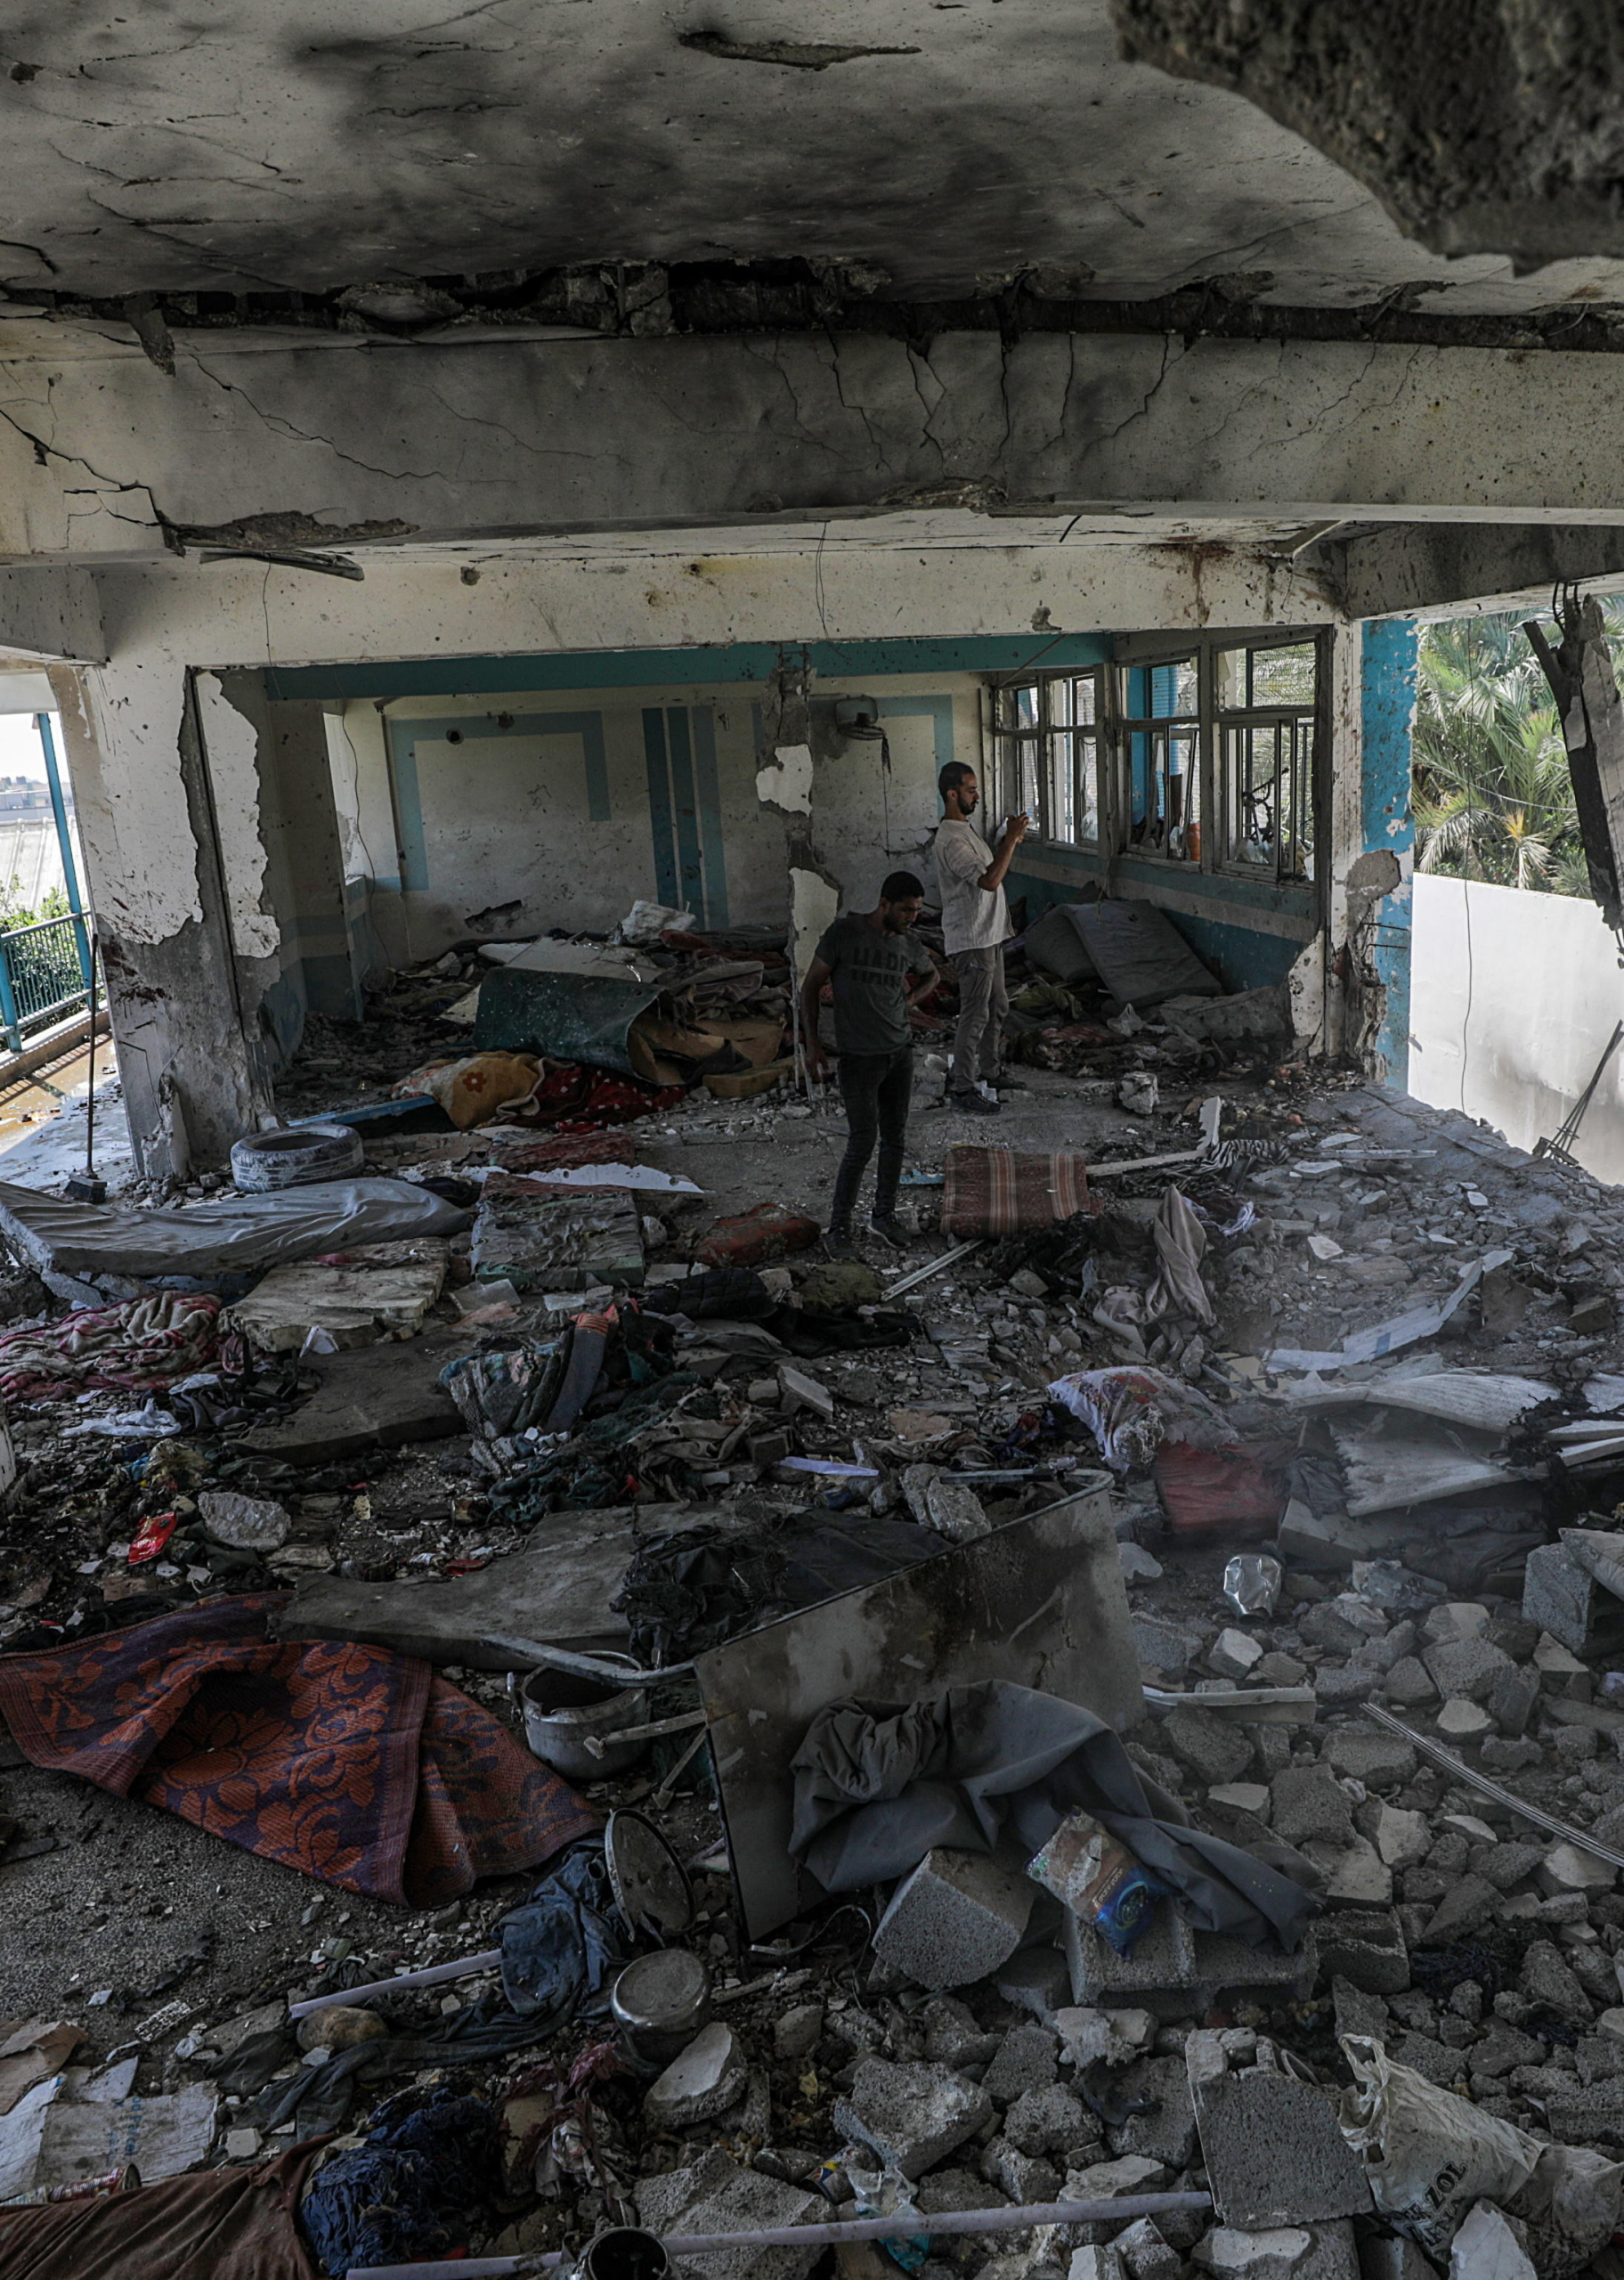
1327 524 1624 620
8 329 1624 567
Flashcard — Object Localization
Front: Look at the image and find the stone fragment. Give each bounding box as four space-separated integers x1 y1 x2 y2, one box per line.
1323 1840 1393 1907
1524 1546 1607 1656
1163 1706 1254 1786
1194 2223 1359 2279
1519 1940 1595 2022
994 1943 1071 2020
1313 1909 1409 1996
1472 1841 1544 1893
1435 1698 1491 1738
1114 2054 1197 2169
1062 2154 1170 2244
1132 1616 1204 1675
1210 1782 1272 1819
1320 1731 1416 1790
1113 2217 1181 2280
774 2004 824 2061
922 1995 1000 2069
1314 1665 1379 1706
1330 1976 1389 2044
925 1476 991 1544
1488 1663 1539 1738
832 2056 994 2178
1539 1842 1616 1896
873 1847 1034 1989
636 2150 822 2280
645 2024 748 2127
983 2024 1060 2105
198 1490 291 1551
1422 1636 1514 1702
1372 1804 1429 1869
1270 1766 1353 1846
1003 2081 1088 2156
1068 2253 1126 2280
1382 1657 1437 1706
224 2127 262 2160
1418 1874 1500 1944
1210 1628 1264 1679
986 2139 1060 2203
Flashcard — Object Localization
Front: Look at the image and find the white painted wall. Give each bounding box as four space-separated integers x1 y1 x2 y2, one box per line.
1410 871 1624 1180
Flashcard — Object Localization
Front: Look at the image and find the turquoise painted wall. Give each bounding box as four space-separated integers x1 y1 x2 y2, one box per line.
1360 618 1420 1090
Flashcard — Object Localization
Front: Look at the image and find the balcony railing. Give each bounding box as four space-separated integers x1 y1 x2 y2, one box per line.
0 912 93 1052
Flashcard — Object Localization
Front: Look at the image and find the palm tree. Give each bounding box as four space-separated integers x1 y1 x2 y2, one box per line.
1414 614 1589 892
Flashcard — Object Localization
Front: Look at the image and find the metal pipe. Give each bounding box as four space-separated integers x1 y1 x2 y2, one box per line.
288 1947 503 2021
346 2192 1213 2278
480 1635 693 1686
1361 1703 1624 1870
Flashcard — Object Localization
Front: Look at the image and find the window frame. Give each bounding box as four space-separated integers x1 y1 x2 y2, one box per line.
983 666 1108 851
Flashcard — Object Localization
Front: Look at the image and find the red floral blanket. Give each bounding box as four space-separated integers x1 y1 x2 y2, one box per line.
0 1595 597 1906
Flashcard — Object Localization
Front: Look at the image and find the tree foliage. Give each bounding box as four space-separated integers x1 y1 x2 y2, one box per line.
1412 607 1624 896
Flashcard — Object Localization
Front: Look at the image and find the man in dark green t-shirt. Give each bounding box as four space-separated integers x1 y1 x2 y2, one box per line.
798 871 934 1255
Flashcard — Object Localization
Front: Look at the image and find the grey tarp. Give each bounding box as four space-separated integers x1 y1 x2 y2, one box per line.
472 967 664 1079
791 1679 1317 1950
0 1178 472 1282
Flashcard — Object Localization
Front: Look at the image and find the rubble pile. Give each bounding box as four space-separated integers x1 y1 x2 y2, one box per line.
11 923 1624 2275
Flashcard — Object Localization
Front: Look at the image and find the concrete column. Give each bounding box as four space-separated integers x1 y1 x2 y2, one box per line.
266 699 364 1023
48 658 269 1180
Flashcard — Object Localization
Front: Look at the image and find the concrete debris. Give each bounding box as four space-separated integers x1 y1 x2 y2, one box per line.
873 1847 1036 1989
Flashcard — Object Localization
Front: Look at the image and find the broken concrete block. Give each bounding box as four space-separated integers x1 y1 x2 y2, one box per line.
1113 2054 1198 2169
1448 2200 1536 2280
644 2024 747 2127
774 2003 824 2061
1539 1841 1616 1896
1435 1698 1491 1739
1068 2250 1127 2280
1162 1706 1253 1785
1111 2217 1182 2279
777 1364 834 1420
986 2139 1060 2204
1132 1614 1205 1674
1063 1901 1198 2015
1195 2226 1357 2279
1487 1662 1539 1738
1209 1782 1271 1819
636 2149 822 2280
1518 1939 1595 2022
1313 1909 1409 1995
1189 2059 1372 2228
873 1847 1035 1990
1271 1766 1354 1846
982 2023 1059 2105
1003 2080 1087 2158
1192 1927 1315 2009
1210 1628 1264 1679
240 1328 469 1461
1371 1804 1428 1869
924 1476 991 1544
1320 1730 1415 1791
1381 1657 1437 1707
832 2056 993 2178
1524 1543 1612 1656
1420 1635 1514 1702
1062 2154 1171 2244
1418 1874 1500 1944
995 1942 1072 2020
1323 1840 1393 1908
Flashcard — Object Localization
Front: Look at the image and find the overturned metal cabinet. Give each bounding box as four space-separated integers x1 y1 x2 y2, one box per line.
695 1480 1139 1938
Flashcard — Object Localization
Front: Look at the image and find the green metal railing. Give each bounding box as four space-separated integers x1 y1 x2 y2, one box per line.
0 910 93 1052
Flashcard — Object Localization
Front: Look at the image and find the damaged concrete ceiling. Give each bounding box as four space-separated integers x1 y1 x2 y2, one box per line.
6 0 1624 338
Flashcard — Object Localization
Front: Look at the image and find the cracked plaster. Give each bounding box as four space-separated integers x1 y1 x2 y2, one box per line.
0 0 1622 324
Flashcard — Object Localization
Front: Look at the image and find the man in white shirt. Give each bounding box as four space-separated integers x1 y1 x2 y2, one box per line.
933 761 1029 1113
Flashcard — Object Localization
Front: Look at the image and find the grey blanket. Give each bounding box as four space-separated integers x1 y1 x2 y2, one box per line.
791 1680 1318 1951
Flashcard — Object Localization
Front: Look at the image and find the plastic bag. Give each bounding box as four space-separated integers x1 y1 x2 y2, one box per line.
1026 1810 1169 1957
615 900 694 946
1222 1552 1281 1616
1339 2035 1624 2272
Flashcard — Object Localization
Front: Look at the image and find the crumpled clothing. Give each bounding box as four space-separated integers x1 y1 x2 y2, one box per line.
297 2085 501 2276
499 1841 626 2023
441 1335 570 1441
1047 1364 1234 1470
400 1051 543 1129
484 1370 702 1518
1146 1185 1214 1329
0 1291 221 1401
791 1679 1317 1952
